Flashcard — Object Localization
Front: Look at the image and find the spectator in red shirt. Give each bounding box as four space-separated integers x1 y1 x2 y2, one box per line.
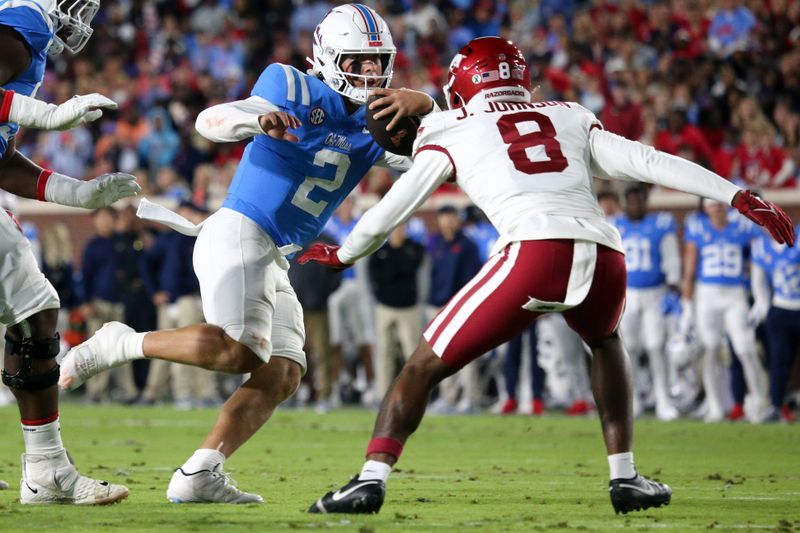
654 106 713 167
733 121 796 189
600 80 644 141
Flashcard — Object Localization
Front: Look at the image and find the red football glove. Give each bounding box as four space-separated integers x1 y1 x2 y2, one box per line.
733 190 795 247
297 243 350 270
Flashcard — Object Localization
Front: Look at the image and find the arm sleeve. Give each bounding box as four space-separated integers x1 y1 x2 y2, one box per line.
194 95 277 143
338 150 454 263
660 232 681 286
589 129 741 204
374 151 413 172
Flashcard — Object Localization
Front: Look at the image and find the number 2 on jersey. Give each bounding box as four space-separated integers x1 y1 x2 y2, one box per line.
496 112 568 175
291 149 350 217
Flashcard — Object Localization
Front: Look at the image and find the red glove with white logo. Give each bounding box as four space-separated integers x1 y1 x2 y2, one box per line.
297 243 351 270
732 190 795 247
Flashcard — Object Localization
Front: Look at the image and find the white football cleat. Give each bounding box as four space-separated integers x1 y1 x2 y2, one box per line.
0 479 8 490
655 400 680 422
59 321 138 390
20 453 129 505
166 464 263 504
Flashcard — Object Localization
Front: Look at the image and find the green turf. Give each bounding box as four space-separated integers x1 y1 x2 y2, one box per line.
0 405 798 532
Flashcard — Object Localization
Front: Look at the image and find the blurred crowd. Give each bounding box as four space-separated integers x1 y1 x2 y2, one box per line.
7 0 800 206
1 0 800 418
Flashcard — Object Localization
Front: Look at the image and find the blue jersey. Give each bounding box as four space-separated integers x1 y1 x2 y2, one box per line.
612 212 677 288
324 214 358 280
222 63 386 252
752 226 800 309
0 0 53 158
685 211 758 287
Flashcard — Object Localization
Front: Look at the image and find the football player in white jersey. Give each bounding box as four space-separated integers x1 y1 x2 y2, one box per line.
59 4 437 504
0 0 138 504
300 37 795 515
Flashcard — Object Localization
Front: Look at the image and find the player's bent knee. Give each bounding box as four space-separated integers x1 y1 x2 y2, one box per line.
402 341 454 386
222 341 264 374
2 318 60 391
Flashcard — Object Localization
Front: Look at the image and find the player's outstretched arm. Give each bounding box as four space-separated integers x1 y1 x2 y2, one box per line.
195 96 300 143
589 129 795 246
299 150 453 268
0 88 116 131
0 144 140 208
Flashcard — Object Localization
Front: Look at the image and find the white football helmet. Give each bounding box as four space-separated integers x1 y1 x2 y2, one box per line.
309 4 396 105
40 0 99 55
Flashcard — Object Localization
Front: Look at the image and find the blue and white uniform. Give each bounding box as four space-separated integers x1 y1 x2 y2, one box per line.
751 228 800 410
190 64 412 369
612 211 680 419
684 210 769 421
222 64 388 254
0 0 59 326
0 0 52 158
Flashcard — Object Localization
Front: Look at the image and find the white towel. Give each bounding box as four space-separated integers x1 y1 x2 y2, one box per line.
136 198 205 236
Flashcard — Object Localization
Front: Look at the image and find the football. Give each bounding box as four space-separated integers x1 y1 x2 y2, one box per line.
365 95 421 157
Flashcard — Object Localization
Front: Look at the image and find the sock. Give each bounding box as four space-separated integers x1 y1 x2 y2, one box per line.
22 414 70 476
182 448 226 473
608 452 636 480
359 460 391 483
21 414 64 456
125 332 147 360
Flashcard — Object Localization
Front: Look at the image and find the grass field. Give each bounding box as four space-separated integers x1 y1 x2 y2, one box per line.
0 405 798 532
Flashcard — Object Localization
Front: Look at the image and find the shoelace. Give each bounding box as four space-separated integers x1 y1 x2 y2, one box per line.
211 465 242 495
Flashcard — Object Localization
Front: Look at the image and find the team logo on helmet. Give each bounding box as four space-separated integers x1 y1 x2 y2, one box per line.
309 107 326 125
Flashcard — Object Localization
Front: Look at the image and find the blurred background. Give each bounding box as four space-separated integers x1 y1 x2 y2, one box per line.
1 0 798 421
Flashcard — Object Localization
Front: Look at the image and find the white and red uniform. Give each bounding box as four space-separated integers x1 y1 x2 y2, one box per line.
338 91 742 368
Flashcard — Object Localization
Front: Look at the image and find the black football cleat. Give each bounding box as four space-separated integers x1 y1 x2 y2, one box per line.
609 473 671 514
308 475 385 514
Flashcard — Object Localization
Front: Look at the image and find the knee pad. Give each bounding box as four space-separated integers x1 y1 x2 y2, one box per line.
2 321 60 391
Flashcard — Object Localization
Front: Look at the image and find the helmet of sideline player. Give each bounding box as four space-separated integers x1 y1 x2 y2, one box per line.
43 0 99 55
443 36 531 110
310 4 396 105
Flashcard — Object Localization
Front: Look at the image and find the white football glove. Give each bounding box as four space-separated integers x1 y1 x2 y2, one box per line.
45 172 141 209
677 298 694 336
8 92 117 131
747 300 770 327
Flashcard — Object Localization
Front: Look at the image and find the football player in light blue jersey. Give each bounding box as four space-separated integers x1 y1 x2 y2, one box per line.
0 0 138 505
750 225 800 422
612 185 680 420
682 200 770 422
60 3 438 503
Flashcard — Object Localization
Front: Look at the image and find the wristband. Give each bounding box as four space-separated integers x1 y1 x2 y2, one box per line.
0 90 14 122
37 169 54 202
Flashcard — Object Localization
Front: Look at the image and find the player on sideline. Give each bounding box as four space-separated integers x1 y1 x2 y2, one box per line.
299 37 795 515
0 0 139 504
682 200 771 422
611 185 681 420
59 4 438 503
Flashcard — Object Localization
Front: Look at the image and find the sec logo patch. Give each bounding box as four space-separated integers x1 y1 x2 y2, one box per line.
309 107 326 125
